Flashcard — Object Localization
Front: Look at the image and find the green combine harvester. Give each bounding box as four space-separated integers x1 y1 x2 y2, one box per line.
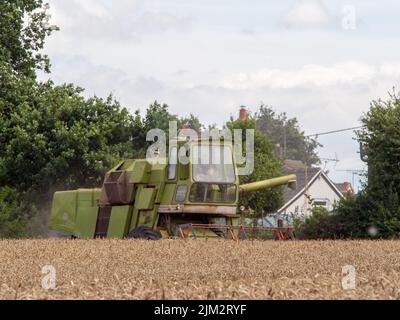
49 138 296 239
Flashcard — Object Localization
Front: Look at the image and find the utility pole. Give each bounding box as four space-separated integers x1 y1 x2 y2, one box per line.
283 125 287 159
303 164 309 215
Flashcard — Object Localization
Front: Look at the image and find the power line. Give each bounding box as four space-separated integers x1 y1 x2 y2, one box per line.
305 126 363 138
335 169 364 173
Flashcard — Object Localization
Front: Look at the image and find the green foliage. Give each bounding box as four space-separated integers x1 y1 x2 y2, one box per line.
0 187 36 238
294 205 345 240
142 101 178 134
256 104 320 165
336 92 400 239
142 101 203 133
358 91 400 193
0 0 57 237
178 113 204 133
0 0 58 78
336 185 400 238
139 101 204 151
0 82 141 194
226 117 283 216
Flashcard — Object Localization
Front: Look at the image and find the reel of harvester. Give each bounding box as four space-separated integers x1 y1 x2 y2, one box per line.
176 223 295 240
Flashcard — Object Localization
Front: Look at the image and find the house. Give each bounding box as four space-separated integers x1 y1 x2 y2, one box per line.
279 164 343 216
259 160 347 227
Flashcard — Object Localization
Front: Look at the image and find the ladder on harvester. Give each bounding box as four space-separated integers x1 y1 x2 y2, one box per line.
176 223 295 240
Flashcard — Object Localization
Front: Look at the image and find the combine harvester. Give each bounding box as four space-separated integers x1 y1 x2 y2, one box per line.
49 137 296 240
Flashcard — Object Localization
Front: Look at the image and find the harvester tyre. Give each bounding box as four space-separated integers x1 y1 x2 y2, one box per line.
127 227 161 240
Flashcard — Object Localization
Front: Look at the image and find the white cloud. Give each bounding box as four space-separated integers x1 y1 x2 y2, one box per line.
134 12 192 34
77 0 110 19
380 63 400 77
283 0 333 28
47 0 191 41
220 62 388 89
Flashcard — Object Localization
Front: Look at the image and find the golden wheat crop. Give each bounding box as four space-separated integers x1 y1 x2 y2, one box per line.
0 239 399 299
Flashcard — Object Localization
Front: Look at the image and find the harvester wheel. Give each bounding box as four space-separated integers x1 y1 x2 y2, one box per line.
127 227 161 240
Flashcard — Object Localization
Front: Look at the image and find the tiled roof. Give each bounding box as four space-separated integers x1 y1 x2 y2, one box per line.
334 182 353 194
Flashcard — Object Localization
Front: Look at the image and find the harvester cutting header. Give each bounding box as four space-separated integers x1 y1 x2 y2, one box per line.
49 133 297 239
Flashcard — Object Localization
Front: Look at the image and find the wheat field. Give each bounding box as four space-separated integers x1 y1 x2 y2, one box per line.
0 239 400 299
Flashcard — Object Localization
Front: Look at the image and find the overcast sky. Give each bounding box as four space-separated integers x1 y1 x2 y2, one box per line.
41 0 400 190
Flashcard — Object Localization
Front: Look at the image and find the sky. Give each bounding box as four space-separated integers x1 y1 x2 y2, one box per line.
40 0 400 191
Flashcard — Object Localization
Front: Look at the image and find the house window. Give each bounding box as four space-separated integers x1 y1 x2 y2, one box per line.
314 199 328 208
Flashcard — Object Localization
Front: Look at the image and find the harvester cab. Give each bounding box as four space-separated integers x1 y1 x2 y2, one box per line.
49 137 296 239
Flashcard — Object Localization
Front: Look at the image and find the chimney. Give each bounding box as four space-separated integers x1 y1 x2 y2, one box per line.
239 106 248 120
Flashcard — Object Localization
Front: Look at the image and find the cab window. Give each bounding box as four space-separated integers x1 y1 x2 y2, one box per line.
168 147 177 180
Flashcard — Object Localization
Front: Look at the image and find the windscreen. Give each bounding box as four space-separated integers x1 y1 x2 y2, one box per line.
192 145 235 183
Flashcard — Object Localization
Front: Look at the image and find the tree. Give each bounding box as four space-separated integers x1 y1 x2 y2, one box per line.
226 116 283 216
354 90 400 237
0 83 141 195
0 0 57 78
142 101 178 133
0 80 146 236
178 114 204 133
0 186 35 238
0 0 54 156
0 0 57 237
141 101 205 153
139 101 178 154
358 91 400 192
255 105 320 165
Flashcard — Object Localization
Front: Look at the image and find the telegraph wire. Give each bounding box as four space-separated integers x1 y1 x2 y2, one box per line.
305 126 363 138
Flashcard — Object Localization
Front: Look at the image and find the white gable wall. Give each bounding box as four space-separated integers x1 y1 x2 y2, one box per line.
280 174 342 218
